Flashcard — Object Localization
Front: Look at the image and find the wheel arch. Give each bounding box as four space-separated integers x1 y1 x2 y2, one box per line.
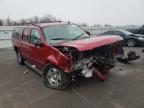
43 54 72 74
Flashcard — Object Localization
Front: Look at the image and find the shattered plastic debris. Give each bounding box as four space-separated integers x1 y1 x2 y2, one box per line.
32 65 36 68
24 70 29 74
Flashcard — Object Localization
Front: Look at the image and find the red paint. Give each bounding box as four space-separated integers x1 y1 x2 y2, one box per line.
12 22 123 73
57 35 123 51
93 68 107 81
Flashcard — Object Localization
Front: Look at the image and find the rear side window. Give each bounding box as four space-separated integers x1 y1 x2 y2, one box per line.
22 28 31 43
113 31 125 37
12 27 23 39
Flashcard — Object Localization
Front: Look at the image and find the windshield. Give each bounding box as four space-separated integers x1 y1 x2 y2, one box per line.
121 30 133 35
42 24 89 44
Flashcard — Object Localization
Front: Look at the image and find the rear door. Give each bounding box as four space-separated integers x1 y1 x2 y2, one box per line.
21 28 32 61
12 27 23 47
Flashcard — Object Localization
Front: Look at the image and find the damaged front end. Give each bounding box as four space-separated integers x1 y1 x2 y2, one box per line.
54 43 119 80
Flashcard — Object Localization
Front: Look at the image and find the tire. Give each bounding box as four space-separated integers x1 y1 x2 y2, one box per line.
127 39 136 47
16 50 25 65
43 65 71 90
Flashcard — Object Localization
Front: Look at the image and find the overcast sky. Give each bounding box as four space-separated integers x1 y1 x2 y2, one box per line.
0 0 144 25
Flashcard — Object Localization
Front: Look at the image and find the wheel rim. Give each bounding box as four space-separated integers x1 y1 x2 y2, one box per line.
127 39 135 47
17 52 21 63
47 68 62 87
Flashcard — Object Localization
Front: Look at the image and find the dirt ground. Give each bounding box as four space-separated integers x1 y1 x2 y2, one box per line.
0 47 144 108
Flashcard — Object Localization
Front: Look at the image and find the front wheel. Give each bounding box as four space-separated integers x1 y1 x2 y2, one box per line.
43 65 71 90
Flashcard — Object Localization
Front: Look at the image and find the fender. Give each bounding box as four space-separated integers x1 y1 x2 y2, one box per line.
47 55 58 65
42 55 58 72
43 54 72 73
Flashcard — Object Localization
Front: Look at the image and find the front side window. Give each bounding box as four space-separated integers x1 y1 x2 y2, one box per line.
42 24 89 44
30 29 41 44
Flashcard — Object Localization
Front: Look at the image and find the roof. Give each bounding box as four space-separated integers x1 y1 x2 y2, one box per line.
35 22 69 27
13 22 69 29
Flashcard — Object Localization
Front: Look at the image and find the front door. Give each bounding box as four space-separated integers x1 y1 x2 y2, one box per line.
29 28 45 69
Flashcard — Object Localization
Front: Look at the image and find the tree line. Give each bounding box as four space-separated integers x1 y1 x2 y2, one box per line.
0 14 59 26
0 14 113 27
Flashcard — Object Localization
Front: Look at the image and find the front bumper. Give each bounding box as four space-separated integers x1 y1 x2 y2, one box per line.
138 40 144 46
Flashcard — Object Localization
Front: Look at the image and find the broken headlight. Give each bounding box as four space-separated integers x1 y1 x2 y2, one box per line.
55 46 80 62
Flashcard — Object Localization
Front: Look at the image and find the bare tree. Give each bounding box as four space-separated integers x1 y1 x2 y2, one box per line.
1 14 59 26
5 17 13 26
80 23 88 27
104 24 112 27
20 19 27 25
33 16 39 23
40 14 56 23
92 24 102 27
0 19 4 26
13 21 19 26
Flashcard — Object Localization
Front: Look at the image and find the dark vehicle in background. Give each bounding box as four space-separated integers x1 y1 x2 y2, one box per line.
127 25 144 35
100 30 144 47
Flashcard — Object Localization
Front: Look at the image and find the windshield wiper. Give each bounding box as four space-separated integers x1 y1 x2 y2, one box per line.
50 38 70 40
73 33 89 40
72 33 84 40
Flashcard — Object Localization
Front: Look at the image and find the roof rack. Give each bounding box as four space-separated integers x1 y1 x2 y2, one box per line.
20 20 63 26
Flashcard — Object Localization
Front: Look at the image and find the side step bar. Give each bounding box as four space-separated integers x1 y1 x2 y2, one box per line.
24 61 43 75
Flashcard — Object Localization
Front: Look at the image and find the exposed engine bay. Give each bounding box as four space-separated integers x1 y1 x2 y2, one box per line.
54 44 118 79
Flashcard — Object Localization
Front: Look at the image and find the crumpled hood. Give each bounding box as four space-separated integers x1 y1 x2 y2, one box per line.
56 35 123 51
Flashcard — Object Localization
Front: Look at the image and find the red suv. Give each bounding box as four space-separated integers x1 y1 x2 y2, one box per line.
12 22 122 89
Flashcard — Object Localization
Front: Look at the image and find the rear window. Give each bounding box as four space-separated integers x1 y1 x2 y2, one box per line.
12 27 24 39
102 31 113 35
22 28 31 43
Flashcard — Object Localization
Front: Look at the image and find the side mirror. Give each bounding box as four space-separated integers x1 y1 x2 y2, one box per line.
34 39 43 47
85 31 90 35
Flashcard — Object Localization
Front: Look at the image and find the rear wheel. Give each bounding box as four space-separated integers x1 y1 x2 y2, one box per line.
127 39 136 47
43 65 71 90
16 50 25 65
